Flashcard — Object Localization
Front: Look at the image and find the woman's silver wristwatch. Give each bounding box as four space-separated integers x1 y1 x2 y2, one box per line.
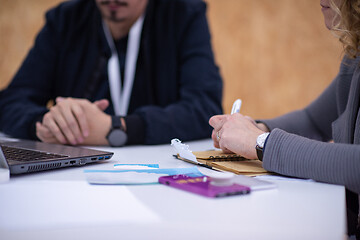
255 132 270 161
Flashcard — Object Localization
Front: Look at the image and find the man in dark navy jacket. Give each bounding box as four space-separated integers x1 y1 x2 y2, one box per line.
0 0 223 146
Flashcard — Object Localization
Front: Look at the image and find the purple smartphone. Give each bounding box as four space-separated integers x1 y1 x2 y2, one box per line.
158 174 251 198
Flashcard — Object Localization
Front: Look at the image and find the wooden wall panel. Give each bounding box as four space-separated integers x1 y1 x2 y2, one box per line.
0 0 63 89
0 0 342 119
205 0 342 117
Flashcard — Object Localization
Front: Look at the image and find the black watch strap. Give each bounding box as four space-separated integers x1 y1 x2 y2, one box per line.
111 115 123 130
256 145 264 161
255 132 270 161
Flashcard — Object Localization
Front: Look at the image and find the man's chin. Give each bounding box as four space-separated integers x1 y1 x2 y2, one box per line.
105 15 126 23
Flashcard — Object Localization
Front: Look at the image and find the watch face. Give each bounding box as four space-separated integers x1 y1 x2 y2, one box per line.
107 129 127 147
256 133 270 148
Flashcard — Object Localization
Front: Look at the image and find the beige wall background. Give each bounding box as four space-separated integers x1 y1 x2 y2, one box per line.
0 0 342 119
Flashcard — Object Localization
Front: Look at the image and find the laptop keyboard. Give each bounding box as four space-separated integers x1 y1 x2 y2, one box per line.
1 145 68 162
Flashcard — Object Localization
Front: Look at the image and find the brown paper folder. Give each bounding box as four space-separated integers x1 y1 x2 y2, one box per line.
198 159 269 176
177 150 272 176
192 150 246 161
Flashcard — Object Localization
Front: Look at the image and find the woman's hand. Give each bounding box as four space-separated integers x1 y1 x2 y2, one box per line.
209 113 265 159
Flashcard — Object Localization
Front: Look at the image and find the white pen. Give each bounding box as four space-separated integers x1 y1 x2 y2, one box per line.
231 99 242 114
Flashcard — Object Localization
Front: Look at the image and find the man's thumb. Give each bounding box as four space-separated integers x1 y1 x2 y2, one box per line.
94 99 109 111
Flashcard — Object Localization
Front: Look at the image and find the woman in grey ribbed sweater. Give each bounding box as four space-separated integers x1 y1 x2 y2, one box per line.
210 0 360 236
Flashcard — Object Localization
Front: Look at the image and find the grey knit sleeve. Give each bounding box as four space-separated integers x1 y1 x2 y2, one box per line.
263 128 360 194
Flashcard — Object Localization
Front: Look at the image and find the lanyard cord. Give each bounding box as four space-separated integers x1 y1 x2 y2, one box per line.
102 15 144 116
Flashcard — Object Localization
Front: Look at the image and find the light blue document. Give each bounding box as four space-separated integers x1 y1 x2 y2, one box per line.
84 167 203 185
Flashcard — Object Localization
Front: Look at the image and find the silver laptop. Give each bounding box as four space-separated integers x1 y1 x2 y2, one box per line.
0 140 113 174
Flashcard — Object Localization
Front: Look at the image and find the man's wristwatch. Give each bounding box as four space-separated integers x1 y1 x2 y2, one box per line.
106 116 127 147
255 132 270 161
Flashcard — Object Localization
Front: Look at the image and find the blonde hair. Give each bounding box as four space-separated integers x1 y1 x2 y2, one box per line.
332 0 360 59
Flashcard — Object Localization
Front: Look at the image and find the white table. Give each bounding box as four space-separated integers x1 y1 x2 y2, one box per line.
0 139 346 240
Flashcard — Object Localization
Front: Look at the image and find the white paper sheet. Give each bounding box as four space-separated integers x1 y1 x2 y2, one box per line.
0 180 161 231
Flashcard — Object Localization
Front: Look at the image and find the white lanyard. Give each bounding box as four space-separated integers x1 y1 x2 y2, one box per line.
102 15 144 116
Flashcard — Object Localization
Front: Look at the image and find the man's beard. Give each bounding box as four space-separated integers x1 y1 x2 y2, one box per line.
99 0 127 6
108 10 124 22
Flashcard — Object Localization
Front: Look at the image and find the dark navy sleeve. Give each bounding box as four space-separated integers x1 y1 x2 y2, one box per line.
131 0 223 144
0 8 62 139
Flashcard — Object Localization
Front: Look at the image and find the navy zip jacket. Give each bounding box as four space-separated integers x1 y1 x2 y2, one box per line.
0 0 223 145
